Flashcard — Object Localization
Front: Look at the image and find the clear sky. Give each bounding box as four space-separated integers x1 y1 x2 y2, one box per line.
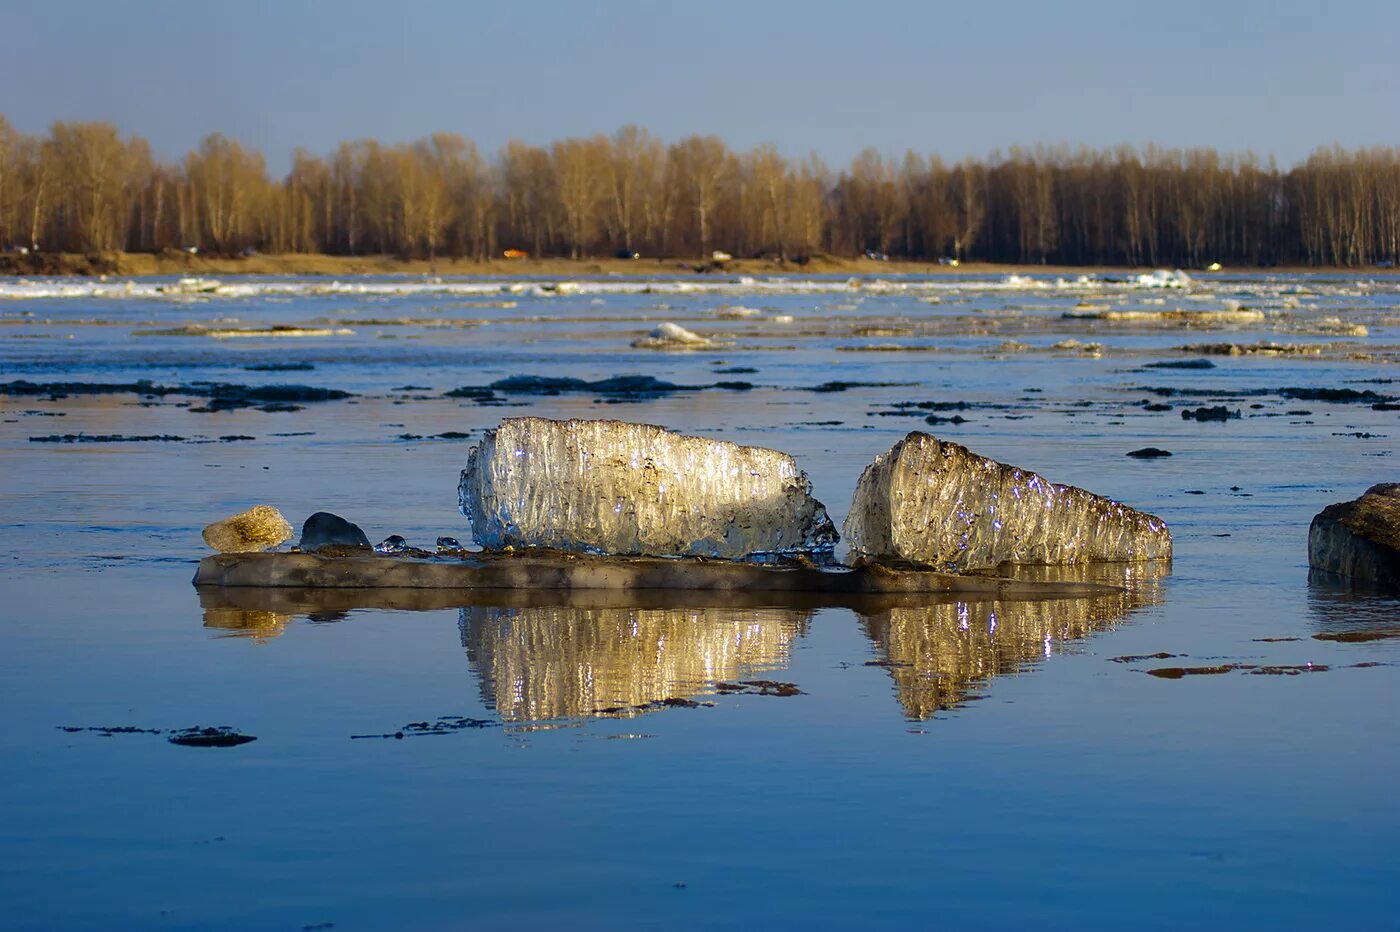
3 0 1396 174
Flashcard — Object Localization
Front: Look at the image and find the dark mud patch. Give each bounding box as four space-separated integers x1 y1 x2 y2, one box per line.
59 724 257 746
713 680 804 697
805 380 914 393
1254 637 1301 643
1182 406 1240 422
1147 663 1330 678
594 697 716 716
1146 665 1244 678
1144 359 1216 369
1111 652 1183 663
244 362 314 372
351 715 500 739
168 726 257 747
446 374 752 403
1313 629 1400 643
397 431 475 441
1280 387 1396 405
31 433 186 443
0 379 351 411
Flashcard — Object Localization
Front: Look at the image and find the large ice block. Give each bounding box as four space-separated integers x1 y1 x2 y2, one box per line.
458 417 838 560
844 432 1171 571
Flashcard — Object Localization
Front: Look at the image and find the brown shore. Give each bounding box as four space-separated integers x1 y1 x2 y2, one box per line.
0 251 1386 278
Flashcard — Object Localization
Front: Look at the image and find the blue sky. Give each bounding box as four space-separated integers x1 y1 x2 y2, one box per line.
3 0 1395 173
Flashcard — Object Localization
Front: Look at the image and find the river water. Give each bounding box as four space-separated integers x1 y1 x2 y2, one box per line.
1 271 1397 929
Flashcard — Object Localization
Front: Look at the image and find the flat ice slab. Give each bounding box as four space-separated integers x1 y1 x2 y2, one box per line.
844 432 1172 571
458 417 837 560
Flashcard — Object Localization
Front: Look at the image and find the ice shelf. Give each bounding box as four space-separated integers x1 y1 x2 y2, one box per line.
844 432 1172 571
458 417 838 560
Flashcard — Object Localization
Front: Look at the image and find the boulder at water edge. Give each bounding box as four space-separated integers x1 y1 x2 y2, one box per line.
298 511 372 551
1309 484 1400 586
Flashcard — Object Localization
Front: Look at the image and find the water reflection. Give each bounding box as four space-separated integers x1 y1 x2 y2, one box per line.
460 603 811 720
199 567 1163 720
1306 576 1400 640
859 595 1133 718
202 605 294 641
859 563 1166 719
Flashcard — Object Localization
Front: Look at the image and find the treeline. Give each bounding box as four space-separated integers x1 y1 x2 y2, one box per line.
1 115 1397 267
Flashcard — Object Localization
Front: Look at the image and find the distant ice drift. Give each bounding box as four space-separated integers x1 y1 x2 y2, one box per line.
458 417 837 560
0 268 1207 302
844 432 1172 571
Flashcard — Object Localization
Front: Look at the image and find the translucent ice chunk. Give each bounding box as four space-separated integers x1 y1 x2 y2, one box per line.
375 535 409 554
458 417 837 560
844 432 1172 571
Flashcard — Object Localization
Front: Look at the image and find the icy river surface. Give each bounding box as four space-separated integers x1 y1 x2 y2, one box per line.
2 271 1398 929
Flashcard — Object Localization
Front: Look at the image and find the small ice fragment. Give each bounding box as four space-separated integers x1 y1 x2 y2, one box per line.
630 322 717 349
375 535 409 554
844 432 1172 571
458 417 837 560
436 536 464 553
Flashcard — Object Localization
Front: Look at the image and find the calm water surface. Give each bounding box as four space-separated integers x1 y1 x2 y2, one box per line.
1 272 1398 929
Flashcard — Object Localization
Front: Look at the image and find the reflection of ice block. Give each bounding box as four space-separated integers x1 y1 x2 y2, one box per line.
459 417 837 559
844 433 1171 571
460 604 809 720
859 593 1136 719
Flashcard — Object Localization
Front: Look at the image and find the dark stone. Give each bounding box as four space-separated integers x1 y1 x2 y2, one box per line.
1127 447 1173 458
299 512 372 552
1308 484 1400 586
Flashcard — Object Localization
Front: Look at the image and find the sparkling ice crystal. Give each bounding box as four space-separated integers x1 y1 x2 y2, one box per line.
458 417 837 560
844 432 1171 571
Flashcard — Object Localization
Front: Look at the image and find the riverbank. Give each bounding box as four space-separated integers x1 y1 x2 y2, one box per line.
0 251 1386 278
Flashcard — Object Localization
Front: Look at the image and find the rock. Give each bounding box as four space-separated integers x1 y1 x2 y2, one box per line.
843 432 1172 571
298 511 371 551
1308 484 1400 586
202 505 293 553
1127 447 1173 458
458 417 837 560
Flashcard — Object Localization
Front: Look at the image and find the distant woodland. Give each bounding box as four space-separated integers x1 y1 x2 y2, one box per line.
1 116 1397 267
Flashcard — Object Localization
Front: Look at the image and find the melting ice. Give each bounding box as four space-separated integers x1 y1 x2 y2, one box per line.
458 417 837 560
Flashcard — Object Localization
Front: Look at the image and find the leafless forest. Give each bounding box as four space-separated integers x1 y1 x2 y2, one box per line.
1 117 1397 266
